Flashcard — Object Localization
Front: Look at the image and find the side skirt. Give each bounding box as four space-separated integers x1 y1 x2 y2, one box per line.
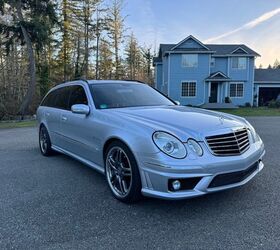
51 145 105 174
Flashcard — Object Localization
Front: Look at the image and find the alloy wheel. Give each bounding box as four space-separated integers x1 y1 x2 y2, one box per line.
106 146 132 198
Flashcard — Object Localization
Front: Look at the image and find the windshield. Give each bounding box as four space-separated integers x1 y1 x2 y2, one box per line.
90 83 175 109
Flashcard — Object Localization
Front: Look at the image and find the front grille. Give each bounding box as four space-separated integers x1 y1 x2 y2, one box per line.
206 128 250 156
208 161 258 188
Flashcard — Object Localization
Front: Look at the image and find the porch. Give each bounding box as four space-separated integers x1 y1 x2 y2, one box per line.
204 71 235 107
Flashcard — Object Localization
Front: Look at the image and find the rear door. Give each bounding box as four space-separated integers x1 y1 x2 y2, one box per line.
52 86 71 149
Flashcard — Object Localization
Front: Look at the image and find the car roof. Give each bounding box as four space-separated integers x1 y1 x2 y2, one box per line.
88 80 144 85
54 80 145 88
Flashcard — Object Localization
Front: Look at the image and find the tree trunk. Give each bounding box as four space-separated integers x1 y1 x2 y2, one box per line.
16 2 36 117
75 36 81 78
63 0 68 81
95 34 100 80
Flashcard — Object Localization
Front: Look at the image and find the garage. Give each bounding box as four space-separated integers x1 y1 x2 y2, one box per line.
254 69 280 106
258 87 280 106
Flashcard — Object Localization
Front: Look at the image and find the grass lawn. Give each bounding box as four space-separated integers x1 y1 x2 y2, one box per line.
0 120 37 129
216 107 280 116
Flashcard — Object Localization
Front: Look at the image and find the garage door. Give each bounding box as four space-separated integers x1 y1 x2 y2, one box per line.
259 87 280 106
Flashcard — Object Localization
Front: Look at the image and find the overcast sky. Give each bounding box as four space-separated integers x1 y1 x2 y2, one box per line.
123 0 280 67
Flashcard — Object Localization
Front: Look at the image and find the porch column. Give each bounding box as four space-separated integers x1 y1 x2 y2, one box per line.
217 83 221 103
225 82 228 99
208 82 211 103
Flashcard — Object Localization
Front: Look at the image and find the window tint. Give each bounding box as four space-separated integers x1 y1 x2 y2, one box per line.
41 87 71 110
69 85 88 108
41 90 57 107
54 87 71 110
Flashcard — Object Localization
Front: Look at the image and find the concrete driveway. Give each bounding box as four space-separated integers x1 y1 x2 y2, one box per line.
0 117 280 249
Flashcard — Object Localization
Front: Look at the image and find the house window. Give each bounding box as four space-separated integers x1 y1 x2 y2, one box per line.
210 57 215 67
182 54 198 68
230 83 244 97
232 57 246 69
181 81 196 97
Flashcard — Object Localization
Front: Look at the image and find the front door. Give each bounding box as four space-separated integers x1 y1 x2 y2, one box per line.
210 82 218 103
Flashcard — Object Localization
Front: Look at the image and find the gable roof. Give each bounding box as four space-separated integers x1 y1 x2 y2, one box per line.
170 35 210 51
231 47 249 54
205 71 231 82
206 44 260 57
154 36 260 63
255 69 280 82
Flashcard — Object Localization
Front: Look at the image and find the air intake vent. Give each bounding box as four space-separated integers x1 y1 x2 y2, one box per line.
206 128 250 156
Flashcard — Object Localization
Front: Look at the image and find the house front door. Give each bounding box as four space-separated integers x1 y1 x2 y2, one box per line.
209 82 218 103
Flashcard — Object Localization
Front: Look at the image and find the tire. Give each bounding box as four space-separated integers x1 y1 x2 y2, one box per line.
105 141 142 203
39 125 54 156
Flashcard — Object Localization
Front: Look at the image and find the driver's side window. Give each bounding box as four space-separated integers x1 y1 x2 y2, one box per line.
69 85 88 108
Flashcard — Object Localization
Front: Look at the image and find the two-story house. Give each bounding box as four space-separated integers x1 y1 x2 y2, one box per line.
153 35 260 107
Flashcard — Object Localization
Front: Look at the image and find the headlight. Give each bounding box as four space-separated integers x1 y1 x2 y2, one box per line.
187 139 203 156
152 131 187 159
245 120 261 143
249 128 261 143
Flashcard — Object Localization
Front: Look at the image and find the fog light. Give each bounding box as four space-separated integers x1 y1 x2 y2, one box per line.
172 180 181 191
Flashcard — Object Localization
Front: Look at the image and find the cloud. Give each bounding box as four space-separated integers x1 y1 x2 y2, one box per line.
205 8 280 43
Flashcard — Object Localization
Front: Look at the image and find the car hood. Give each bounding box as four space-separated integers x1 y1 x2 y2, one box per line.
111 106 247 141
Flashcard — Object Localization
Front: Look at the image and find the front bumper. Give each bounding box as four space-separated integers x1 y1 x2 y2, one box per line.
137 140 265 200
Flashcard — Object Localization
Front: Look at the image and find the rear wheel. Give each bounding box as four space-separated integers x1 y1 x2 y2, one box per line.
39 125 54 156
105 141 142 203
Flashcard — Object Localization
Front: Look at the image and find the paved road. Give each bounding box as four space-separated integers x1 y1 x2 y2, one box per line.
0 117 280 249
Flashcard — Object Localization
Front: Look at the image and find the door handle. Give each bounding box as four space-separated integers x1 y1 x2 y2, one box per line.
61 116 67 121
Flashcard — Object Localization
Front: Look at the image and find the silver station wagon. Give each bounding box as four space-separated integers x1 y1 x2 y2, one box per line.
37 80 265 203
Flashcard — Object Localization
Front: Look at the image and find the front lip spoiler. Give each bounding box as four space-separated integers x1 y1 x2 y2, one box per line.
141 151 265 200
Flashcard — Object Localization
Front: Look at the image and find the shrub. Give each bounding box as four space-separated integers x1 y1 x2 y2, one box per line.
268 100 280 108
225 97 231 103
0 102 6 120
245 102 251 107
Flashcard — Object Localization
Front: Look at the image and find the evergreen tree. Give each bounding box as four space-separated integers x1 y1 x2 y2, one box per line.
99 38 113 79
107 0 126 79
0 0 57 115
273 59 280 69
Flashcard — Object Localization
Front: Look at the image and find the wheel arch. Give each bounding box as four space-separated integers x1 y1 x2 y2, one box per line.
102 137 135 162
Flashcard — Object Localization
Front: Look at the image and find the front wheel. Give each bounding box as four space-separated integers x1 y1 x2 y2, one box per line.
105 141 142 203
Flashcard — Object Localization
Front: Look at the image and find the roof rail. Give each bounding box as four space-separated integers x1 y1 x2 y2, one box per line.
120 79 146 84
72 78 89 84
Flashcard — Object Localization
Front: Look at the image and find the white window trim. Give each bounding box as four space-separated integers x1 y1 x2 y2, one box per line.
181 80 197 98
231 57 247 70
181 54 198 68
229 82 244 98
210 57 215 68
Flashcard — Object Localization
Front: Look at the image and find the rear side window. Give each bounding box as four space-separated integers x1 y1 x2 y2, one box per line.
41 85 88 110
41 90 57 107
68 85 88 108
54 87 71 110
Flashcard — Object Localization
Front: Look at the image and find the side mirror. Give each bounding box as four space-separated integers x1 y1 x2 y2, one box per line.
175 101 180 105
71 104 90 115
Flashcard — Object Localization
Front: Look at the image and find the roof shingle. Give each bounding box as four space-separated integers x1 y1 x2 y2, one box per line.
255 69 280 82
